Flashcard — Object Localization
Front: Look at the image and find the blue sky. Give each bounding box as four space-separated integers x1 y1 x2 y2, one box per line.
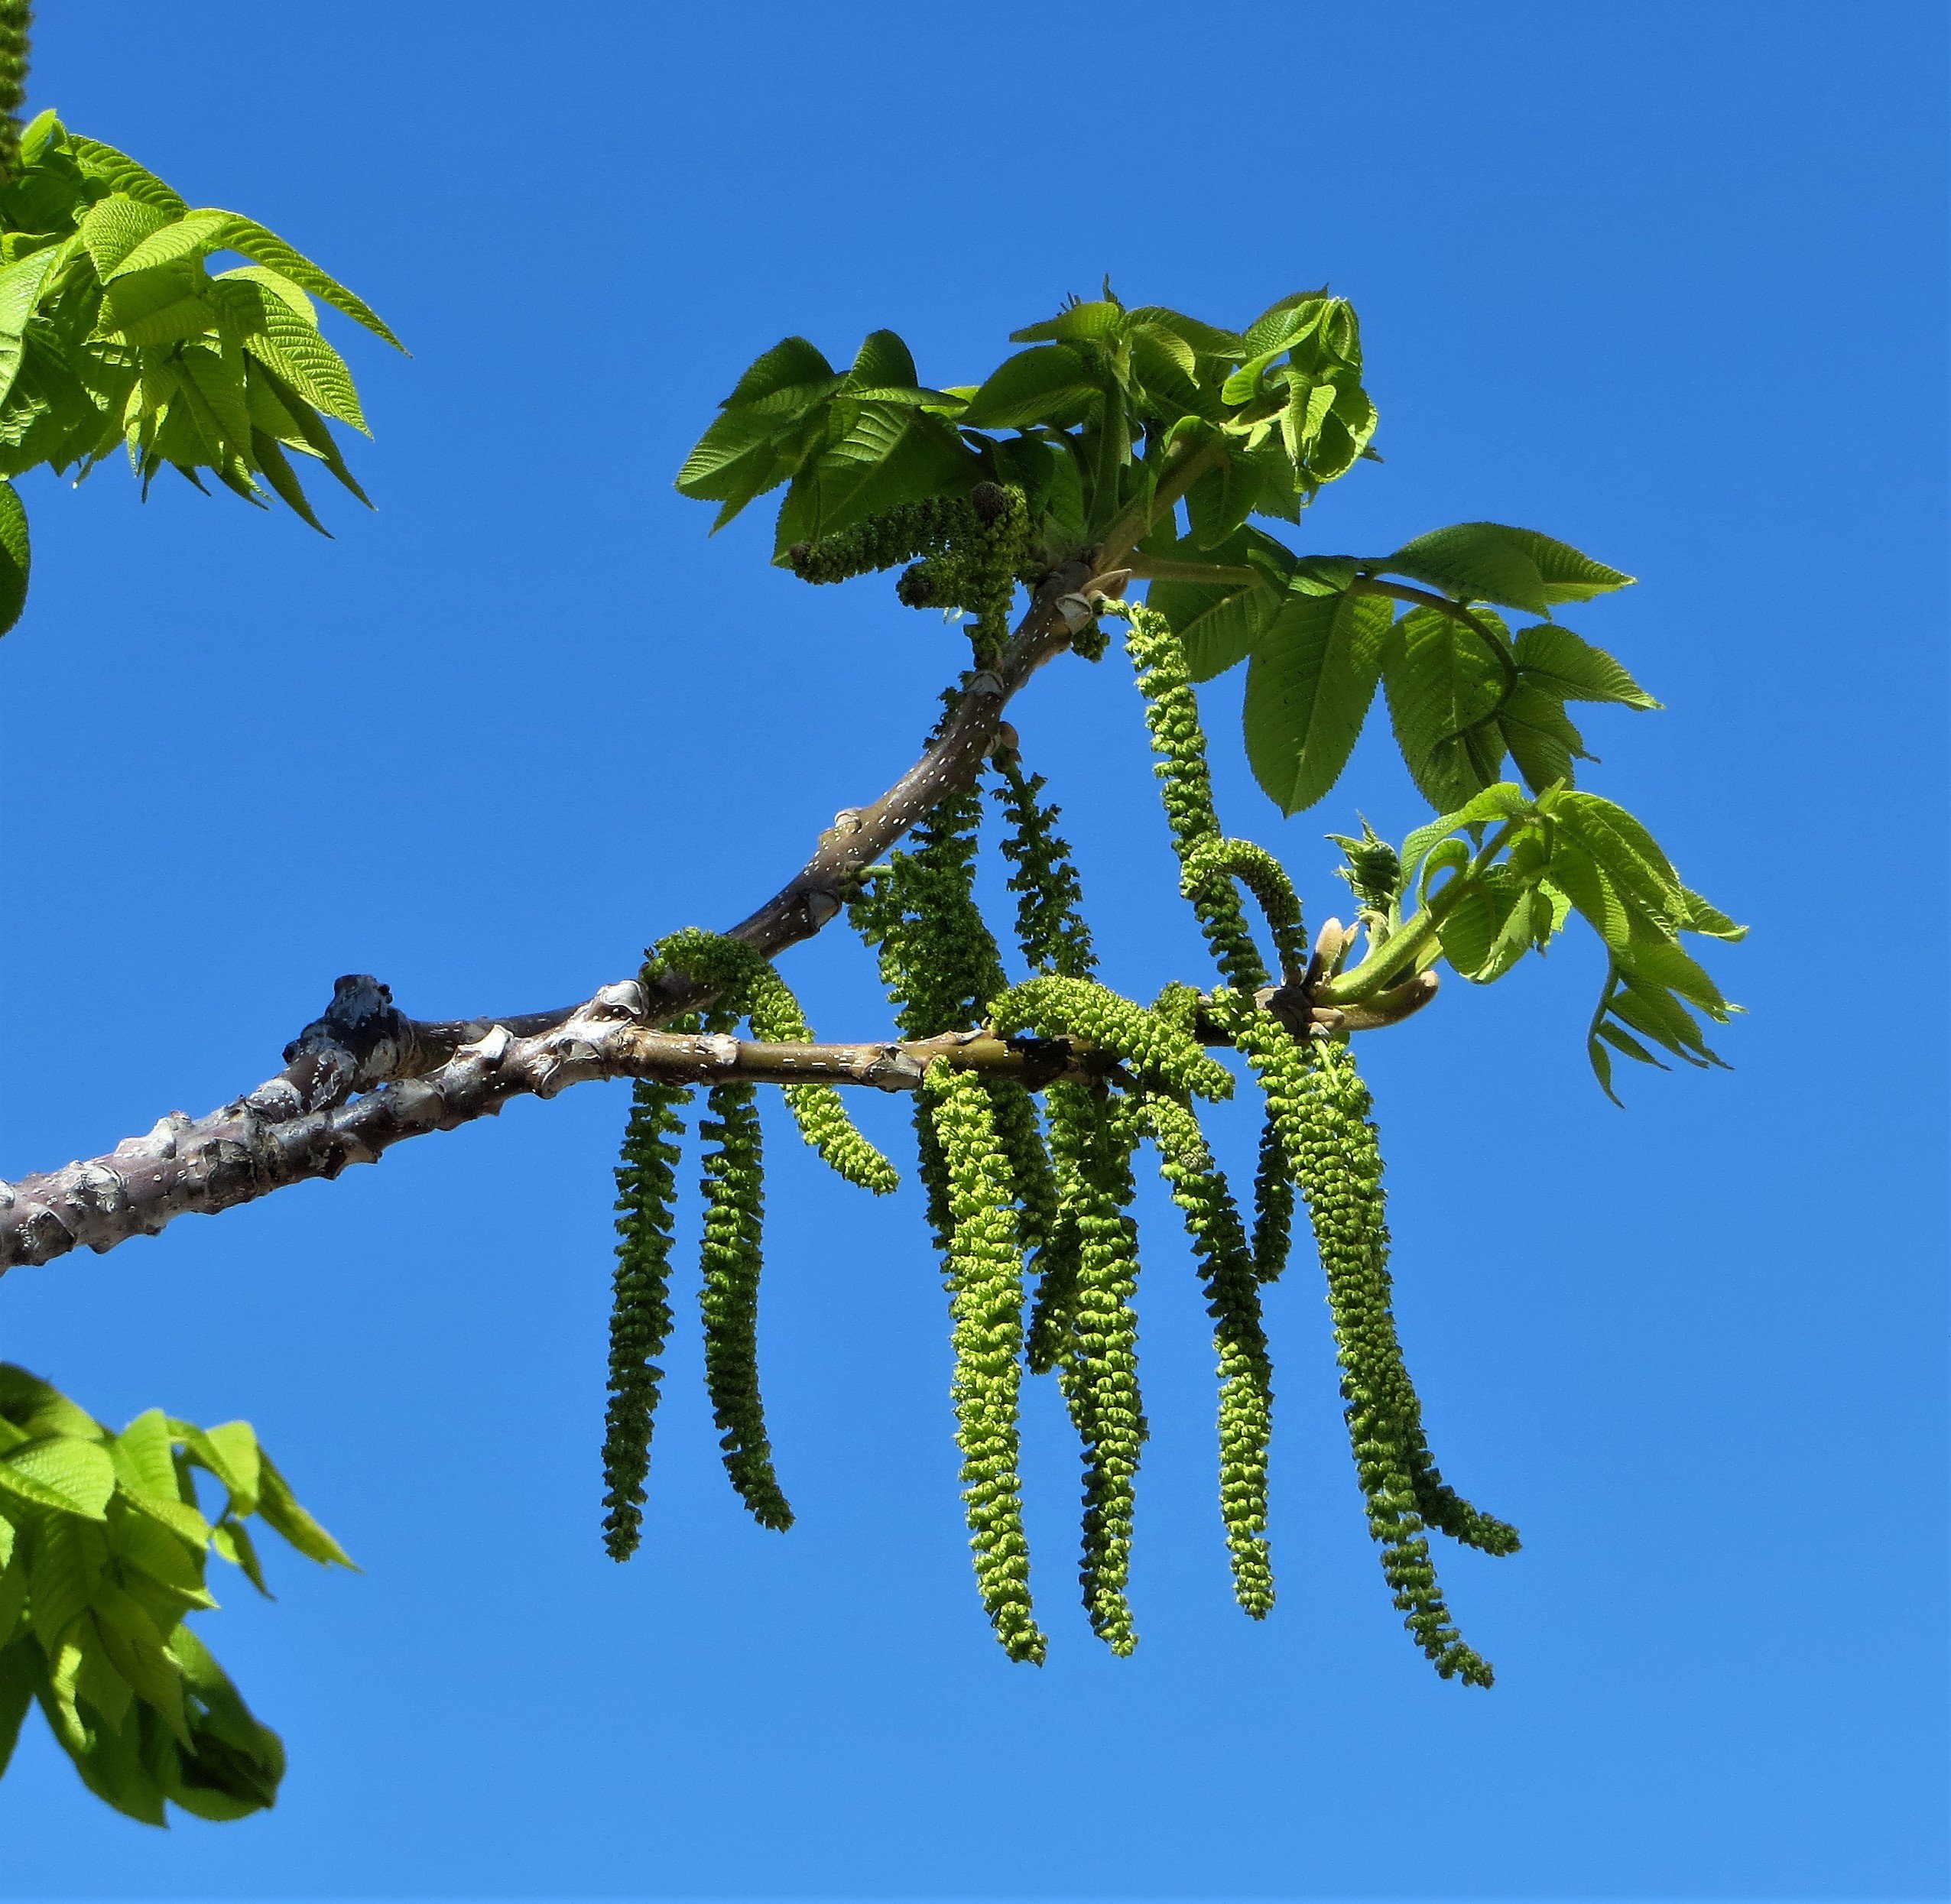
0 1 1943 1896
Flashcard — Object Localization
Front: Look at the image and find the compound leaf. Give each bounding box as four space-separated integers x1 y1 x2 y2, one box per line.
1243 586 1391 814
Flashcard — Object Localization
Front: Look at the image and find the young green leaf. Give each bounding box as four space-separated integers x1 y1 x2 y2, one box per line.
1243 586 1391 814
1381 604 1508 809
0 1438 115 1520
78 193 174 278
1514 622 1658 708
0 477 27 634
1384 522 1632 615
66 135 190 216
215 216 404 350
956 345 1098 430
1008 300 1125 345
108 209 232 281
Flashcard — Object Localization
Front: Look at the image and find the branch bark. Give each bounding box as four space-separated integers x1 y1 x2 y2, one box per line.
0 563 1117 1272
0 521 1440 1275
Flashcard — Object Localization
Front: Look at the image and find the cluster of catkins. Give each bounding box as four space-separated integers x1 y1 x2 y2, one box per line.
790 481 1033 663
602 929 897 1559
599 511 1518 1685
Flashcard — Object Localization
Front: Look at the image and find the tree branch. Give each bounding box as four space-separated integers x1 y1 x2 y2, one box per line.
0 965 1439 1273
0 547 1440 1275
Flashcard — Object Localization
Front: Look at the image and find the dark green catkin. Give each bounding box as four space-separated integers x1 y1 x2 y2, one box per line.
1250 1109 1297 1284
697 1079 793 1530
850 769 1011 1257
0 5 29 187
602 1076 689 1559
924 1065 1046 1663
1141 1095 1276 1617
991 754 1096 980
789 488 1006 586
1222 997 1514 1684
791 484 1030 664
894 484 1030 663
647 927 898 1194
1046 1082 1147 1654
1122 605 1266 990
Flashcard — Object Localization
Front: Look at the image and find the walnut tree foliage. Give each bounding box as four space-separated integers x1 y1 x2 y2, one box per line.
0 18 1745 1828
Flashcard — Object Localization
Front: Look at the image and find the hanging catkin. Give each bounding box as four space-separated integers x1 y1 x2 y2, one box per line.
1122 605 1267 990
852 755 1012 1243
697 1078 794 1530
924 1064 1046 1663
0 4 29 185
991 753 1097 981
602 1075 689 1560
1250 1109 1297 1284
1046 1082 1146 1654
990 975 1232 1102
893 484 1029 663
647 926 898 1194
1219 995 1513 1684
1140 1094 1277 1617
1180 837 1310 984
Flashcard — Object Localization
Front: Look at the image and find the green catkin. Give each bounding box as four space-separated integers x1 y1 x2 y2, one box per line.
789 485 1021 587
0 5 28 186
990 975 1233 1102
1140 1095 1276 1617
1297 1042 1518 1560
991 754 1096 979
1122 605 1267 989
1023 1205 1081 1377
646 927 898 1194
787 492 992 585
790 484 1030 664
894 484 1030 663
696 1080 794 1530
1250 1109 1297 1285
1180 838 1310 984
602 1076 689 1560
1046 1082 1147 1654
849 775 1011 1253
1149 980 1205 1041
924 1065 1047 1664
1219 995 1512 1685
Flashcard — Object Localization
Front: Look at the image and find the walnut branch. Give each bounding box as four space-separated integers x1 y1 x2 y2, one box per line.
0 965 1436 1273
0 548 1436 1275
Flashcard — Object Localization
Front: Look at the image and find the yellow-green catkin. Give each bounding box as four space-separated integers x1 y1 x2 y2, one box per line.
647 927 897 1194
1122 605 1266 989
991 975 1233 1102
697 1079 793 1531
924 1065 1047 1663
1222 997 1513 1685
1141 1095 1276 1617
1180 838 1310 984
0 4 28 184
1046 1082 1147 1654
602 1076 689 1560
